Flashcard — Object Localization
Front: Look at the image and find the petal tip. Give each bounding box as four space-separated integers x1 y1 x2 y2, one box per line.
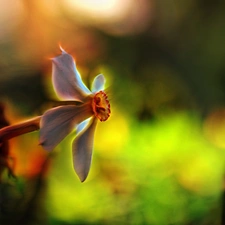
91 74 106 92
59 45 67 54
74 166 89 182
79 176 87 182
52 57 57 63
39 139 53 152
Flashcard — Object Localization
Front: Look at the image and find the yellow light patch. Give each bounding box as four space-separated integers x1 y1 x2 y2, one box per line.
95 106 129 157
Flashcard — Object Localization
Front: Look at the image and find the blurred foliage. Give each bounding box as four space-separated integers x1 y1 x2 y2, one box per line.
45 112 224 225
0 0 225 224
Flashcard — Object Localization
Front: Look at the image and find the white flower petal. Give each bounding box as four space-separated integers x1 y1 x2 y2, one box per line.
40 105 92 151
72 117 97 182
76 118 91 135
52 50 91 101
91 74 105 93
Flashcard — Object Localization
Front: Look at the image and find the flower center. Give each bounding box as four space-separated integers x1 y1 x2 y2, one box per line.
92 91 110 122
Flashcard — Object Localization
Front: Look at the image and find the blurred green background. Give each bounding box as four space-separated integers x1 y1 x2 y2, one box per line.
0 0 225 224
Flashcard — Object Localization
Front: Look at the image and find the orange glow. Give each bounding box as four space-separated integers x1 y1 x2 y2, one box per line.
23 148 49 178
9 132 48 178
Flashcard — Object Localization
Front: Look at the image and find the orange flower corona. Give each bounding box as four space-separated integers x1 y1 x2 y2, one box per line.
92 91 110 122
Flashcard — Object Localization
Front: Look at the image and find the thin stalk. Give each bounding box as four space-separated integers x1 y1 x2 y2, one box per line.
0 116 41 142
0 100 89 143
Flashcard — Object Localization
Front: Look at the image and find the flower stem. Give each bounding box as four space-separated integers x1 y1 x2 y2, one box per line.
0 100 88 143
0 116 41 142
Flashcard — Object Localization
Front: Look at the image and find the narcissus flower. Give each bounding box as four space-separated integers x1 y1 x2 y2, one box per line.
39 48 110 182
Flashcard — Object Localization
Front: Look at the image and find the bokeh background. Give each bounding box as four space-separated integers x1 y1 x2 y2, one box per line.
0 0 225 224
